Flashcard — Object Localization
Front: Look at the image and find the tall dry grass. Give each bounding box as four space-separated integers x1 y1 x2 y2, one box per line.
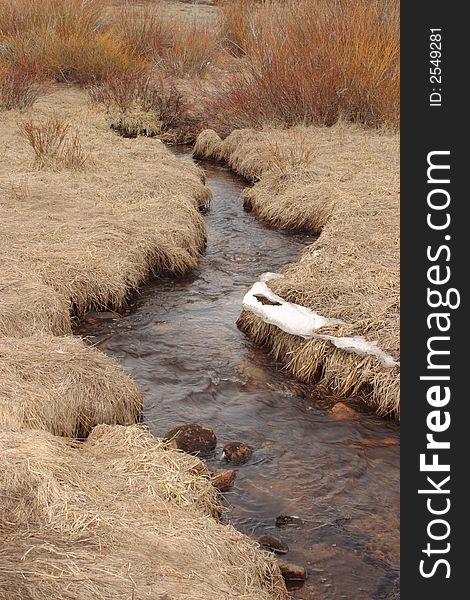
113 5 220 78
88 70 187 138
165 20 219 77
213 0 400 129
0 66 42 109
112 2 173 60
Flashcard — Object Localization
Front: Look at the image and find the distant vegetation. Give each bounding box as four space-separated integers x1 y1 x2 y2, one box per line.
0 0 399 132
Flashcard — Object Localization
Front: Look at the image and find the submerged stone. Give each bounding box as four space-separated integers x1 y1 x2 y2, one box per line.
164 424 217 456
222 442 253 464
277 560 308 581
211 469 237 492
330 402 359 419
258 534 289 554
275 514 303 528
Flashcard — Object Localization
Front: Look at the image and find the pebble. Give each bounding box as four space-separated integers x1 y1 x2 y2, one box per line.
275 514 303 528
277 559 308 581
330 402 359 419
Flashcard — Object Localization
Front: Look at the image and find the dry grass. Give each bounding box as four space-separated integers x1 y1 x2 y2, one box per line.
211 0 399 129
164 19 220 77
194 124 400 417
112 2 173 60
19 113 89 170
0 267 71 337
0 335 142 436
0 86 287 597
113 4 220 78
0 88 210 431
218 0 264 54
0 424 287 599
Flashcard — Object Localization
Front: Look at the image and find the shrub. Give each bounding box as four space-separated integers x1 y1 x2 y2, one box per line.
217 0 264 54
211 0 399 129
163 20 220 78
89 71 186 136
113 5 220 78
0 0 144 84
112 2 172 60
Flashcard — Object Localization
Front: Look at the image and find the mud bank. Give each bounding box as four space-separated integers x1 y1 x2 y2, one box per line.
194 125 400 417
0 89 285 598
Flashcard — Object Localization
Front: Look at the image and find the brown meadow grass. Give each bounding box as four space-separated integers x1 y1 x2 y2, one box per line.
0 335 143 436
19 113 89 170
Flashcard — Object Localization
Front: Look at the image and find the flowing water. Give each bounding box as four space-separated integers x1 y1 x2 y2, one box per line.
76 149 400 600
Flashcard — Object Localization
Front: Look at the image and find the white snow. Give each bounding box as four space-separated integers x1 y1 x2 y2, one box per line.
242 277 398 368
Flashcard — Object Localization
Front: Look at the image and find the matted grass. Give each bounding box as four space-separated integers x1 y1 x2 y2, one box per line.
194 124 400 417
0 424 287 600
0 266 71 337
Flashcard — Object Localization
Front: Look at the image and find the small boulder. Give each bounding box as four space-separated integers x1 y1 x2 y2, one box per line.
164 424 217 455
277 560 308 581
211 469 237 492
259 534 289 554
222 442 253 464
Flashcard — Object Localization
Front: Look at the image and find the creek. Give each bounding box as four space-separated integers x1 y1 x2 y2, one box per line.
76 148 400 600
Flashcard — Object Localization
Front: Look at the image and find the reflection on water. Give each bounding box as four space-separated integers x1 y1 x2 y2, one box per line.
76 149 399 599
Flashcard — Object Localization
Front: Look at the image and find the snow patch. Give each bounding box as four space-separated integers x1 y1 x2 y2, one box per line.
242 278 398 368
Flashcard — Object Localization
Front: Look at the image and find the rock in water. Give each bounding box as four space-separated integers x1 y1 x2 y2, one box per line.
277 560 308 581
211 469 237 492
222 442 253 464
164 424 217 455
258 534 289 554
330 402 359 419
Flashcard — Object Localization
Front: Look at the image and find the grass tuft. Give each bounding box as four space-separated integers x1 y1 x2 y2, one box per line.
19 114 89 170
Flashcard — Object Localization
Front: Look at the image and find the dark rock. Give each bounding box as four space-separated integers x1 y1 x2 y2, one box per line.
277 560 308 581
211 469 237 492
275 514 303 528
259 534 289 554
164 424 217 455
222 442 253 464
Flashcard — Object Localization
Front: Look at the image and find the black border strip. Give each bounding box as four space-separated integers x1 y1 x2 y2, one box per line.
401 3 465 597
